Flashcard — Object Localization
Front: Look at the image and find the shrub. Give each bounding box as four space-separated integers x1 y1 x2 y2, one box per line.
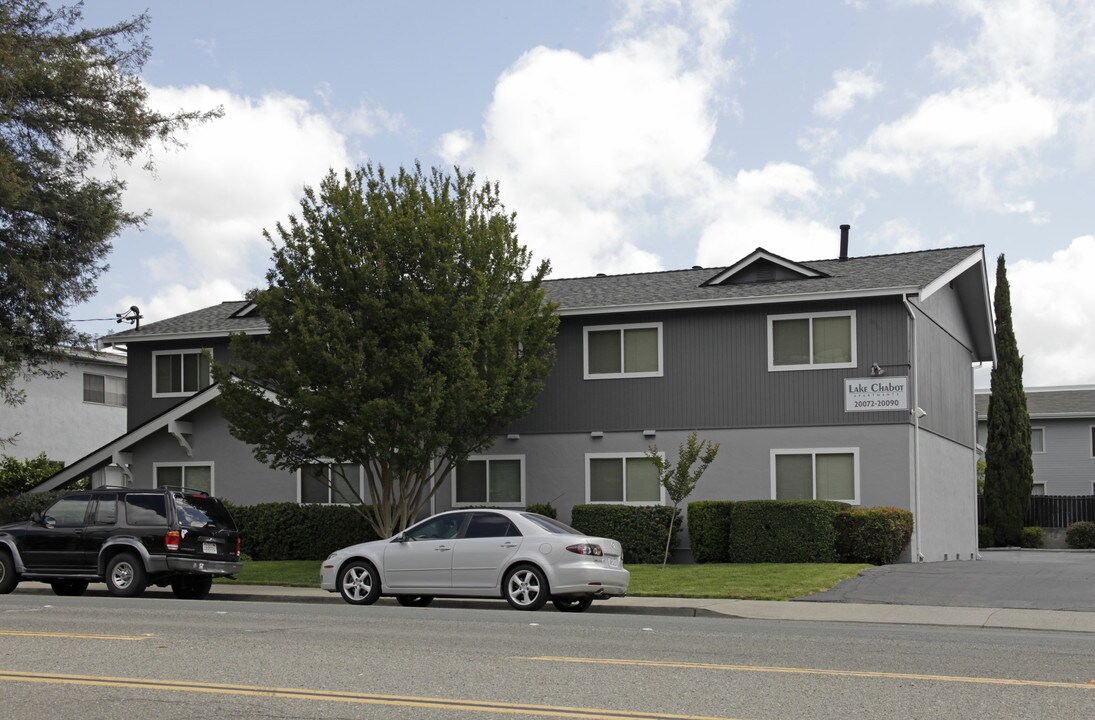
0 491 67 525
0 454 64 495
570 504 681 564
834 507 914 565
525 502 557 519
686 500 734 563
1065 520 1095 549
728 500 848 563
978 524 995 548
226 502 379 561
1020 526 1044 549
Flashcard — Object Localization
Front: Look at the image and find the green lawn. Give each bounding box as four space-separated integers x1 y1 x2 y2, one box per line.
218 560 869 601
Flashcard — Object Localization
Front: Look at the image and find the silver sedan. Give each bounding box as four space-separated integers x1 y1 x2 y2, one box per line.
320 509 629 612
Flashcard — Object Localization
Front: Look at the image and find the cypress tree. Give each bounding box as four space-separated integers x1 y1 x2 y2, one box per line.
983 254 1032 546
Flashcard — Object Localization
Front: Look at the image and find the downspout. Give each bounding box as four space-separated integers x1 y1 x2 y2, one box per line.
903 294 924 562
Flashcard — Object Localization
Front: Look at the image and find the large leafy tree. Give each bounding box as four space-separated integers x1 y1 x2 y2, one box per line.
983 254 1032 546
215 164 559 538
0 1 219 414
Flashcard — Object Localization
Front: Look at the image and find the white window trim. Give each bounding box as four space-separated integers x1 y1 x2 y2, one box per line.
1031 426 1046 454
451 455 526 507
1089 425 1095 459
152 349 213 398
769 448 860 505
767 310 857 372
1032 482 1047 496
153 462 215 496
585 451 666 505
583 322 664 380
297 463 364 505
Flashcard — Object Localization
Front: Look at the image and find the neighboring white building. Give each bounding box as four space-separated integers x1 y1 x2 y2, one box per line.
0 350 128 469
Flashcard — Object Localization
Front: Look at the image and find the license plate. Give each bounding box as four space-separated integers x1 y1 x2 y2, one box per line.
606 557 620 568
203 542 217 554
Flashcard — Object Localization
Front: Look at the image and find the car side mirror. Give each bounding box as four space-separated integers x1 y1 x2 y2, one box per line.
397 532 410 543
42 515 57 529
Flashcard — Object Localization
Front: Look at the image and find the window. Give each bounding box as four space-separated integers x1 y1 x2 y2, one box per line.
44 494 91 527
83 373 127 407
405 513 466 540
464 512 521 538
454 457 523 506
768 311 856 371
1031 427 1045 454
125 494 169 526
1032 482 1046 496
92 495 118 525
1090 426 1095 458
586 453 663 504
153 350 211 397
771 449 859 504
584 323 663 379
154 464 213 495
299 463 360 504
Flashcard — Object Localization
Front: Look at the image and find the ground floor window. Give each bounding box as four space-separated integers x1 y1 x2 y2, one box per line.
771 448 859 504
586 453 663 504
454 456 524 506
1032 482 1046 496
154 463 213 495
299 463 361 504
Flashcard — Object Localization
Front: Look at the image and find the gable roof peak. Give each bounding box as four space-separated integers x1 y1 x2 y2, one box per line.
701 247 827 287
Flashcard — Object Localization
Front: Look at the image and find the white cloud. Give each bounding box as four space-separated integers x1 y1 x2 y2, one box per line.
1007 236 1095 386
814 68 883 120
107 84 351 298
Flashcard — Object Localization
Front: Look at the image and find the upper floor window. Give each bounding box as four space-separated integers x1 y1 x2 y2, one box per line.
584 323 663 379
154 463 213 495
768 311 856 371
153 350 211 397
454 457 524 506
83 373 127 407
771 448 859 504
299 463 361 504
586 453 664 504
1031 427 1045 454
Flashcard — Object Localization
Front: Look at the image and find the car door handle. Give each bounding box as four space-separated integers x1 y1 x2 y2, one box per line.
436 546 452 552
500 542 519 548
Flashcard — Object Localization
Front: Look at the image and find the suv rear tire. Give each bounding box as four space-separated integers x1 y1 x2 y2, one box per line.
105 553 147 597
50 579 89 596
0 551 18 594
171 575 213 599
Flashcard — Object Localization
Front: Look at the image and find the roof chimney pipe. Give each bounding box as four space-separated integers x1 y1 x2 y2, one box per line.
839 224 850 261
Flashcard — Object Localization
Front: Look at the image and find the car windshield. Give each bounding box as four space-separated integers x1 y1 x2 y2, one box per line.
173 494 236 530
521 513 582 535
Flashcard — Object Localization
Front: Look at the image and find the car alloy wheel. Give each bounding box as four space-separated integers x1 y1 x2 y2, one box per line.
551 596 594 613
395 595 434 607
339 561 381 605
105 553 147 598
503 565 548 611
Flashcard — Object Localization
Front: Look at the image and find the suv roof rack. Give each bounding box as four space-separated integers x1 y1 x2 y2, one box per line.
159 485 210 496
91 485 132 491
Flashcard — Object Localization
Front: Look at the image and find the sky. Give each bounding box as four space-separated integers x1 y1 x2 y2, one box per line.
66 0 1095 389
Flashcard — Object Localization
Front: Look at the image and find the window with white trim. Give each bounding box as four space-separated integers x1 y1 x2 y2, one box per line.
1031 427 1045 454
454 456 524 506
154 463 213 495
768 311 856 371
586 453 663 504
153 349 211 397
771 448 859 504
299 463 361 504
1031 482 1046 496
83 373 127 407
584 323 663 379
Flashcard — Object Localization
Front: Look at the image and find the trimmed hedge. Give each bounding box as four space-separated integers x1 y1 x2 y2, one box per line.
225 502 379 561
525 502 557 519
834 507 914 565
0 491 66 525
1020 526 1044 549
978 524 995 549
686 500 734 563
729 500 848 563
570 504 681 564
1065 520 1095 549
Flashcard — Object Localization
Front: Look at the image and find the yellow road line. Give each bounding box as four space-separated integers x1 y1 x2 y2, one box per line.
0 630 149 641
0 670 740 720
522 657 1094 691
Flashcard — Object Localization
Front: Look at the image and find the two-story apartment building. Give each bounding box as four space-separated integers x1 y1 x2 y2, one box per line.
39 240 994 562
976 386 1095 496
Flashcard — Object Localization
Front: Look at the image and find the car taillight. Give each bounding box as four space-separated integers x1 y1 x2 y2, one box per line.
236 537 241 556
566 543 603 556
165 531 181 551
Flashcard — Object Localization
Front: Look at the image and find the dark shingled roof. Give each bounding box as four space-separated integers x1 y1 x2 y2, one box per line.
99 245 984 344
976 387 1095 419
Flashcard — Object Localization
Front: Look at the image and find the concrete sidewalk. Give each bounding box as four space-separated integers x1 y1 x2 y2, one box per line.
19 582 1087 634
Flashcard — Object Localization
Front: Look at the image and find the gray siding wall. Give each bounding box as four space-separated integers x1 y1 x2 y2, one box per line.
912 299 977 446
510 298 913 434
914 431 978 562
126 339 232 431
977 418 1095 495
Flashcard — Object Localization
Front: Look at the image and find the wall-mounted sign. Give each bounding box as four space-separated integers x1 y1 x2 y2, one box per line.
845 376 908 412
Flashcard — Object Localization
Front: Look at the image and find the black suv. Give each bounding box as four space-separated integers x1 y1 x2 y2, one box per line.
0 486 242 599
